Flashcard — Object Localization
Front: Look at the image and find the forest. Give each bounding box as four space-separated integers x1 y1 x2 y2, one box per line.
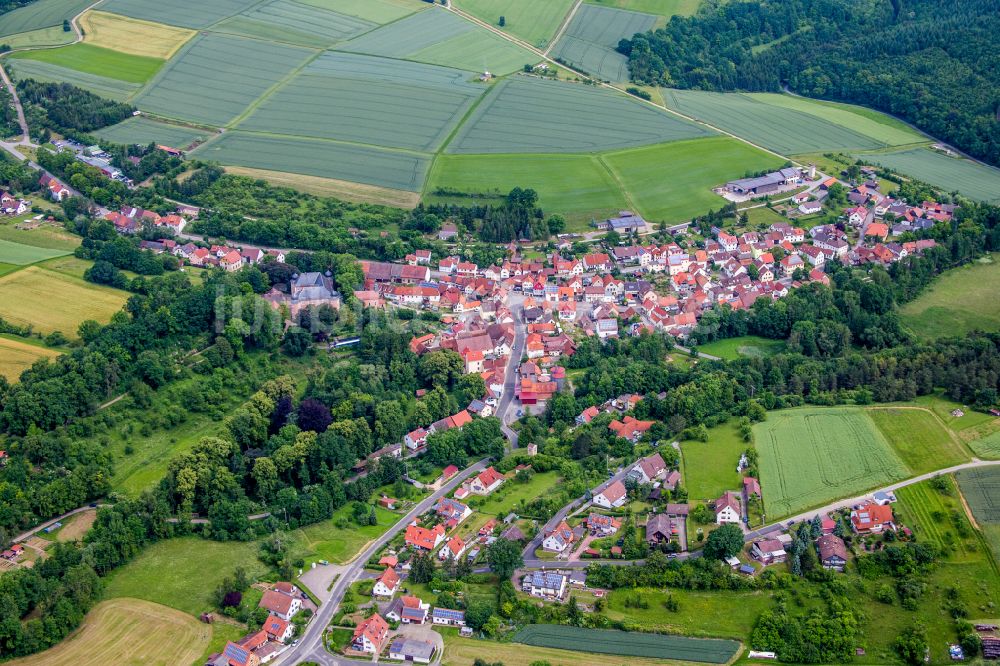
619 0 1000 167
17 80 134 135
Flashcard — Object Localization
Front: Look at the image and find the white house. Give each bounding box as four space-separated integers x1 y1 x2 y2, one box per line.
522 571 567 599
592 479 628 509
715 491 742 525
372 567 400 598
438 536 468 561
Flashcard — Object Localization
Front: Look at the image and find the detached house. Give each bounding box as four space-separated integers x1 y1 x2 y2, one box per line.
372 567 400 598
751 538 787 564
817 534 848 571
586 513 621 537
629 453 667 484
593 479 628 509
438 536 468 561
465 466 505 496
352 615 389 654
258 586 301 621
850 502 895 534
715 491 742 525
542 520 576 553
405 523 446 551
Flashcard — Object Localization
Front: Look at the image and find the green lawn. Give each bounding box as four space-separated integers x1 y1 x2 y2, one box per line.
696 335 785 361
10 43 164 84
681 422 746 501
900 257 1000 340
0 222 81 252
467 470 559 516
867 407 970 474
605 587 776 640
103 537 268 616
453 0 576 47
602 137 786 222
424 153 628 231
0 237 71 265
895 476 980 560
288 503 398 565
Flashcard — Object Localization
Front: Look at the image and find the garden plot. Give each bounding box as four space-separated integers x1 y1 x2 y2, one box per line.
755 407 910 518
6 59 140 101
133 33 313 126
663 89 885 155
99 0 260 29
851 147 1000 203
193 131 431 191
335 8 535 75
447 76 710 154
212 0 377 48
550 4 657 82
94 117 210 149
239 52 484 152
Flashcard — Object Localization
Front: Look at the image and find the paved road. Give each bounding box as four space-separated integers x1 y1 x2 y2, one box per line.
744 459 1000 541
673 344 721 361
274 460 488 666
11 504 106 544
495 304 526 448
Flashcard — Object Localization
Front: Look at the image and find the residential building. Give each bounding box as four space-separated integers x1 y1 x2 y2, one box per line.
586 513 621 537
850 502 895 534
258 586 300 621
715 491 742 525
389 638 435 664
432 607 466 626
817 534 848 571
522 571 567 599
542 520 576 553
372 567 400 598
750 538 787 564
593 479 628 509
628 453 667 484
352 615 389 654
405 523 446 550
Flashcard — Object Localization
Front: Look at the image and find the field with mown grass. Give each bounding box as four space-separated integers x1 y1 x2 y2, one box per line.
900 257 1000 340
287 503 399 565
866 407 971 474
681 421 747 501
696 335 785 360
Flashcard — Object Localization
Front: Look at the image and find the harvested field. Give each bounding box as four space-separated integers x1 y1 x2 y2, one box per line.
94 116 210 149
194 131 430 191
0 266 129 336
10 43 164 84
663 89 886 154
425 153 627 229
133 32 313 126
300 0 424 24
550 4 657 82
78 10 195 59
0 238 70 264
755 407 910 518
337 9 535 75
852 147 1000 204
602 136 784 222
240 52 484 151
453 0 575 48
513 625 739 664
5 599 209 666
6 59 140 101
224 166 420 207
448 76 709 154
0 336 61 382
99 0 260 29
212 0 377 48
0 0 94 38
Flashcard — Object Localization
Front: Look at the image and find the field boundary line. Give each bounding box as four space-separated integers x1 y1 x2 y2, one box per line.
227 47 324 129
867 404 978 459
436 78 498 154
596 153 637 212
201 0 273 32
214 128 436 159
543 0 582 57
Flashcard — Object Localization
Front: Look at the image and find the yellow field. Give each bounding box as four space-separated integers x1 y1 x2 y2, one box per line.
0 266 128 336
224 166 421 208
79 10 195 59
7 598 209 666
0 336 61 382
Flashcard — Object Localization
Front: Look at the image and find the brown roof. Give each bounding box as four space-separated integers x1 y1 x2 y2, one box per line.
259 589 294 615
646 513 672 540
817 534 848 561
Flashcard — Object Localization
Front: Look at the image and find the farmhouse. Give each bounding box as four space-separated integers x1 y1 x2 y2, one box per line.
817 534 849 571
352 615 389 654
715 491 742 525
258 585 301 621
593 479 628 508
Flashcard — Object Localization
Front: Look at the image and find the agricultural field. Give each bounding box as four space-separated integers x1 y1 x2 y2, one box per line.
866 407 970 474
0 266 129 336
0 238 70 264
513 625 739 664
0 336 62 382
0 25 75 49
970 431 1000 460
755 407 910 518
302 0 425 24
442 634 711 666
956 467 1000 562
240 52 484 152
584 0 701 18
0 0 94 38
133 32 313 126
0 222 81 253
601 136 784 222
94 116 210 149
900 257 1000 340
681 421 747 501
78 10 195 59
453 0 576 48
853 147 1000 204
448 76 710 154
98 0 261 29
102 537 268 615
336 9 535 76
696 335 785 360
663 89 890 155
212 0 378 48
225 166 420 207
550 4 658 82
5 599 210 666
605 587 775 639
10 43 164 84
895 476 980 559
424 153 628 228
6 59 141 101
194 131 431 192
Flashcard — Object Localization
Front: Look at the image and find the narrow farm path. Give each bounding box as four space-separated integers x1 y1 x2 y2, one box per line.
544 0 583 57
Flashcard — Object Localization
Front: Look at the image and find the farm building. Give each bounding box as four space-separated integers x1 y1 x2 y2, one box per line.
725 168 802 196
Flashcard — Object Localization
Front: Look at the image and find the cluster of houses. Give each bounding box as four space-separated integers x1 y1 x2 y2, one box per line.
207 582 304 666
0 191 30 216
105 205 188 236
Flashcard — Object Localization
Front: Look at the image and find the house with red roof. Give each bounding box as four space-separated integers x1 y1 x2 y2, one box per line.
352 614 389 654
438 536 467 561
405 523 446 550
608 416 655 442
258 586 301 621
593 479 627 509
850 502 895 534
715 491 742 525
466 466 505 496
262 614 293 642
576 405 600 425
373 567 400 598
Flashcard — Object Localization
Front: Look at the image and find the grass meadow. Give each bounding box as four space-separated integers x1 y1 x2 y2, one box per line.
681 421 747 501
0 0 94 38
288 504 398 564
453 0 576 47
854 147 1000 204
103 537 268 615
602 136 785 222
0 336 61 382
6 59 141 101
11 43 165 84
0 266 129 336
0 238 70 264
866 407 970 474
755 407 909 517
5 599 210 666
78 10 195 59
900 257 1000 340
696 335 785 360
895 476 981 559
